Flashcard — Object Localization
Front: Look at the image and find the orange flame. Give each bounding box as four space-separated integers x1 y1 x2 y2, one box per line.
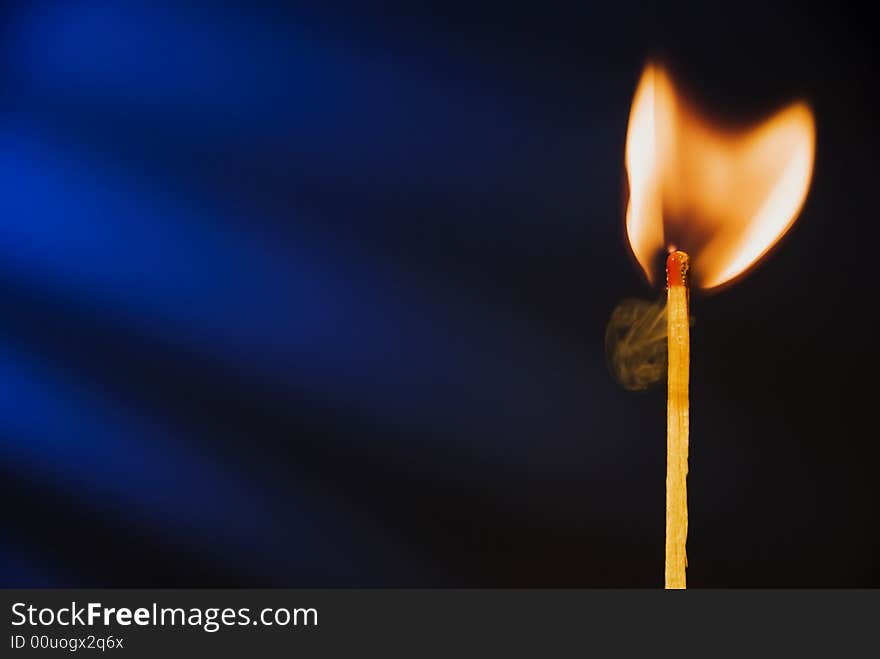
624 64 816 290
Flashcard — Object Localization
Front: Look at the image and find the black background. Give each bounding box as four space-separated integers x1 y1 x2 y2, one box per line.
1 1 877 587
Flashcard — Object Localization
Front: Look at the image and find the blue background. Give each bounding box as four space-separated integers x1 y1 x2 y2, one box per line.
1 1 877 586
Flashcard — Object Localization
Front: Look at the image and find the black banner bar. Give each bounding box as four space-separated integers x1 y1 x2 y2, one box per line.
2 589 875 657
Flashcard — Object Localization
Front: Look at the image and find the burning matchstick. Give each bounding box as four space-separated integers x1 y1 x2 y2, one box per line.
665 250 689 589
612 62 816 588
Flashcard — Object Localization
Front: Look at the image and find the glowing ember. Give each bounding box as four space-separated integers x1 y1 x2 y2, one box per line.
625 63 816 290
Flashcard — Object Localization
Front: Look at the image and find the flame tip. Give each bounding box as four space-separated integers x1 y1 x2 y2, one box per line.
624 64 816 290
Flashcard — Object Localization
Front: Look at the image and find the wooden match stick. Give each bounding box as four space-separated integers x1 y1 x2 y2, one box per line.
665 250 690 589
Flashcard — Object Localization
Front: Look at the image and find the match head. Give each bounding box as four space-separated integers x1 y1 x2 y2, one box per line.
666 250 690 288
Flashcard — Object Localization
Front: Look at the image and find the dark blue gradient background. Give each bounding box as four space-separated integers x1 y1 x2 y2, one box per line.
1 1 877 587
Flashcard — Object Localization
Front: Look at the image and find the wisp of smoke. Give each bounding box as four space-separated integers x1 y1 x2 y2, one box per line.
605 298 670 391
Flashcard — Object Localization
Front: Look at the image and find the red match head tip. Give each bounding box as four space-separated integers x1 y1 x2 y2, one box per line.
666 250 690 288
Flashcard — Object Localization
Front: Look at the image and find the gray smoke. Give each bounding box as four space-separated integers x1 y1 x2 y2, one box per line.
605 298 669 391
